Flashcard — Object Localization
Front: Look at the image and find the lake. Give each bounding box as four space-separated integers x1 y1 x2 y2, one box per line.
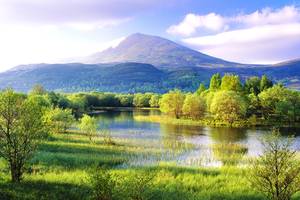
93 109 300 167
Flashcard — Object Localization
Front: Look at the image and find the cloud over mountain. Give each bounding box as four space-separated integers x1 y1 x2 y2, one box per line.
168 5 300 63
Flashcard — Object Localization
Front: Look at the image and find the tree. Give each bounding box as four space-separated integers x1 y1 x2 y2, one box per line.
260 75 273 92
249 130 300 200
44 108 75 133
195 83 206 95
29 84 47 96
116 94 134 107
78 114 98 141
209 73 221 91
133 93 152 107
259 85 287 120
0 89 47 182
210 91 247 125
244 76 261 95
182 94 206 119
220 74 242 92
159 89 185 119
149 94 160 108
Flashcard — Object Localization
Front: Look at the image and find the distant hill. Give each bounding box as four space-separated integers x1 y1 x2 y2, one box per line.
80 33 249 68
0 33 299 92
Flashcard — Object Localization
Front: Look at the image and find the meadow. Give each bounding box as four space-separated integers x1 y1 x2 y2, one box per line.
1 131 299 200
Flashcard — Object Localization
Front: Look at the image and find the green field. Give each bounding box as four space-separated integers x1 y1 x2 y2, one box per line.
0 131 299 200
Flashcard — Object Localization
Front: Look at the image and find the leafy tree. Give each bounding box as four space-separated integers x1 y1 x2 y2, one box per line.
44 108 75 133
46 92 71 109
259 85 287 120
28 94 51 108
249 130 300 200
182 93 206 119
260 75 273 92
116 94 134 107
67 94 87 118
159 89 185 119
195 83 206 95
78 114 98 141
0 89 47 182
149 94 160 108
29 84 47 96
209 73 221 91
210 91 247 125
244 76 261 95
220 74 242 92
133 93 152 107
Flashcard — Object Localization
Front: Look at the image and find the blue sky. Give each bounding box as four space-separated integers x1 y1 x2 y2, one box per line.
0 0 299 70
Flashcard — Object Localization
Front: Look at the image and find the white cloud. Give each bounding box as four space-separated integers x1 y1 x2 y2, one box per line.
183 23 300 64
171 5 300 63
234 5 300 26
167 13 226 36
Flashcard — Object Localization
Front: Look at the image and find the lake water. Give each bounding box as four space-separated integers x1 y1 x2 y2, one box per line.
94 109 300 167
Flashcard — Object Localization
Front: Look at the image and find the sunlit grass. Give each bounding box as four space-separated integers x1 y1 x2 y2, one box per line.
0 131 299 200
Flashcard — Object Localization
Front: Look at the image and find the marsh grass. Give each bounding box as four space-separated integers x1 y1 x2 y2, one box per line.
0 131 299 200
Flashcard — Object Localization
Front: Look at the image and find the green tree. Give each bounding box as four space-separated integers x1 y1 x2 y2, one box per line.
116 94 134 107
210 91 247 125
209 73 221 91
244 76 261 95
0 89 47 182
133 93 152 107
149 94 160 108
249 130 300 200
78 114 98 141
29 84 47 96
220 74 242 92
259 85 287 120
260 75 273 91
182 93 206 119
159 89 185 119
195 83 206 95
44 108 75 133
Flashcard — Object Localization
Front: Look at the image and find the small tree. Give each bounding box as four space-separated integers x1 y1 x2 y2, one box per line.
182 93 206 119
89 167 116 200
249 130 300 200
79 114 98 141
44 108 75 133
0 89 47 182
159 89 185 119
210 91 247 125
149 94 160 108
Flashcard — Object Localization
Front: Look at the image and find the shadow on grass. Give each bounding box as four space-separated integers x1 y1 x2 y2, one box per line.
0 180 91 200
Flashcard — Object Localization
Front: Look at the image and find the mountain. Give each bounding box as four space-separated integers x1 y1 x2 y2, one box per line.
0 63 166 92
81 33 250 68
0 33 299 92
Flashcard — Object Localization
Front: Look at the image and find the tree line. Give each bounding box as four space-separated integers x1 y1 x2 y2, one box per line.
159 74 300 126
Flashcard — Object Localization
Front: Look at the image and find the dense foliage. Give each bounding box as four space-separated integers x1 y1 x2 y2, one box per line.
159 74 300 126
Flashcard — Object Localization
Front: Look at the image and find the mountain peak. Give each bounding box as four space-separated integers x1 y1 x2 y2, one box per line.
81 33 240 68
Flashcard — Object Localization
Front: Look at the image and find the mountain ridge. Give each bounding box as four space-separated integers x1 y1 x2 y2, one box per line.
0 33 299 92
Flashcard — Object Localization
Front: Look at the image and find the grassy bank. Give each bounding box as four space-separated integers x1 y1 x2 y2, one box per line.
0 131 299 200
134 115 252 127
134 115 300 128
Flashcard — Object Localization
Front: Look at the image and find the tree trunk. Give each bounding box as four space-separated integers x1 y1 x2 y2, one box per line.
10 162 22 183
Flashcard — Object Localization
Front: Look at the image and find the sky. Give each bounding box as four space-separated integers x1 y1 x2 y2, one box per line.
0 0 300 71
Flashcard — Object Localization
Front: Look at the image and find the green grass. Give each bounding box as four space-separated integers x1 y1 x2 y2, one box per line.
0 132 299 200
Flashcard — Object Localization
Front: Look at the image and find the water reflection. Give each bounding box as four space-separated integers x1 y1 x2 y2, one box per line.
93 110 300 167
